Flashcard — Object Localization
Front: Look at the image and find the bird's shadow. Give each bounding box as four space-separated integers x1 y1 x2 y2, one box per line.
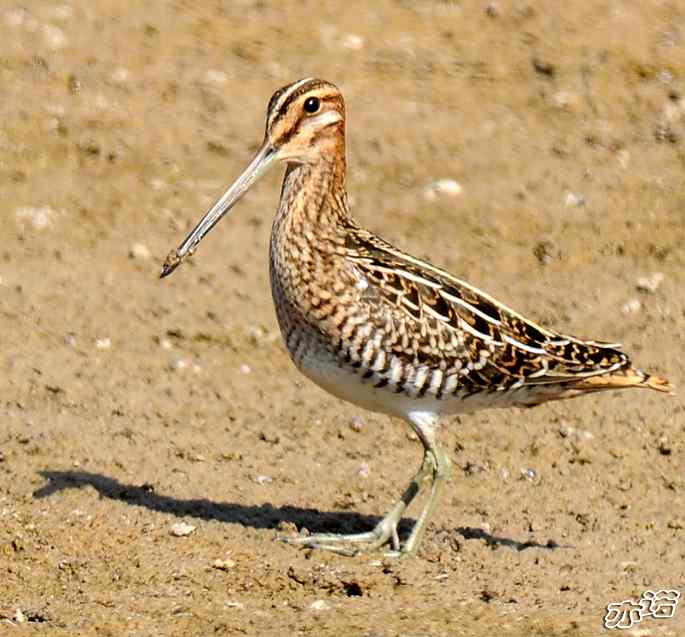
34 470 561 551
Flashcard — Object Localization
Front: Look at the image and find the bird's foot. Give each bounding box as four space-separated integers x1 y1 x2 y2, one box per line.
277 513 407 557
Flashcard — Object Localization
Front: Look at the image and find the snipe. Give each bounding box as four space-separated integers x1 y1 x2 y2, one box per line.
161 78 671 557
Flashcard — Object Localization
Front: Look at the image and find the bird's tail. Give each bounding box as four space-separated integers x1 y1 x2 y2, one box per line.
570 367 673 395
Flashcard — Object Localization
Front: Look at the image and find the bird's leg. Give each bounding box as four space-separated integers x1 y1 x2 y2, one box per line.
401 441 451 555
277 449 436 556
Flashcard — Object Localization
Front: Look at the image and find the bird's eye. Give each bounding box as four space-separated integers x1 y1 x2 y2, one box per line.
303 97 320 114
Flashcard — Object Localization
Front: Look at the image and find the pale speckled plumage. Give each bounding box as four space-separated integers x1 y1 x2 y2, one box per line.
162 78 672 556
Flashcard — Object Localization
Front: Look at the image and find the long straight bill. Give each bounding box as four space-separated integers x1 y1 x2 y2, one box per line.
160 142 277 277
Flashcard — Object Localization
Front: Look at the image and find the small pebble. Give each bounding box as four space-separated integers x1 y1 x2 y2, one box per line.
111 67 130 84
659 69 674 84
349 416 364 432
636 272 664 294
169 522 196 537
499 467 510 482
42 24 66 49
129 243 151 260
551 90 580 111
14 608 26 624
616 149 630 168
622 298 642 315
422 179 463 201
521 467 537 481
558 422 594 440
95 337 111 350
239 363 251 374
225 600 244 609
309 599 329 611
341 34 364 50
171 357 188 371
205 69 227 84
563 191 585 207
357 462 370 478
212 558 236 570
254 474 273 486
15 206 55 230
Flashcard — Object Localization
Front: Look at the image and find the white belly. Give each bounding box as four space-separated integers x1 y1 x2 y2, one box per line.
291 339 515 420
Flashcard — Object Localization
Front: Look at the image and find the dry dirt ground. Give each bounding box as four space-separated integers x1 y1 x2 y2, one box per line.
1 1 684 636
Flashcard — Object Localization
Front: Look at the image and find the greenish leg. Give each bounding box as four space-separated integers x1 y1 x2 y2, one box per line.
277 449 437 556
278 409 452 556
401 443 451 555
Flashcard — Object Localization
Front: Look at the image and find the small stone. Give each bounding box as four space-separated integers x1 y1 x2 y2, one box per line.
254 474 273 486
616 149 631 168
563 191 585 207
212 558 236 570
422 179 463 201
357 462 370 478
558 422 592 440
636 272 664 294
43 24 66 49
667 518 683 530
15 206 55 230
551 91 580 111
95 337 112 350
341 34 364 50
225 600 243 609
499 467 510 481
309 599 329 611
129 243 151 260
111 67 130 84
349 416 364 432
521 467 537 481
171 357 188 371
14 608 26 624
659 69 674 84
205 69 227 84
622 298 642 314
533 240 559 265
657 437 672 456
169 522 196 537
239 363 251 374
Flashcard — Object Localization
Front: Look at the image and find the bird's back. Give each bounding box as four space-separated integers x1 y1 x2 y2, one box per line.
270 207 671 418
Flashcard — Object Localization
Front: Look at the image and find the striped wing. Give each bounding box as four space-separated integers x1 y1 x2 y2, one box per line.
345 230 629 393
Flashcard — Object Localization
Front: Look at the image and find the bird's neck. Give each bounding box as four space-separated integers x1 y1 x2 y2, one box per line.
274 154 353 237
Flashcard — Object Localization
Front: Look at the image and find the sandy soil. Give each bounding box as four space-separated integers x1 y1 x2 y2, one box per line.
1 1 684 635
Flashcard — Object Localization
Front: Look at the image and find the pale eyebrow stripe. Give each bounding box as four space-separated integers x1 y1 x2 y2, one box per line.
267 77 314 128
